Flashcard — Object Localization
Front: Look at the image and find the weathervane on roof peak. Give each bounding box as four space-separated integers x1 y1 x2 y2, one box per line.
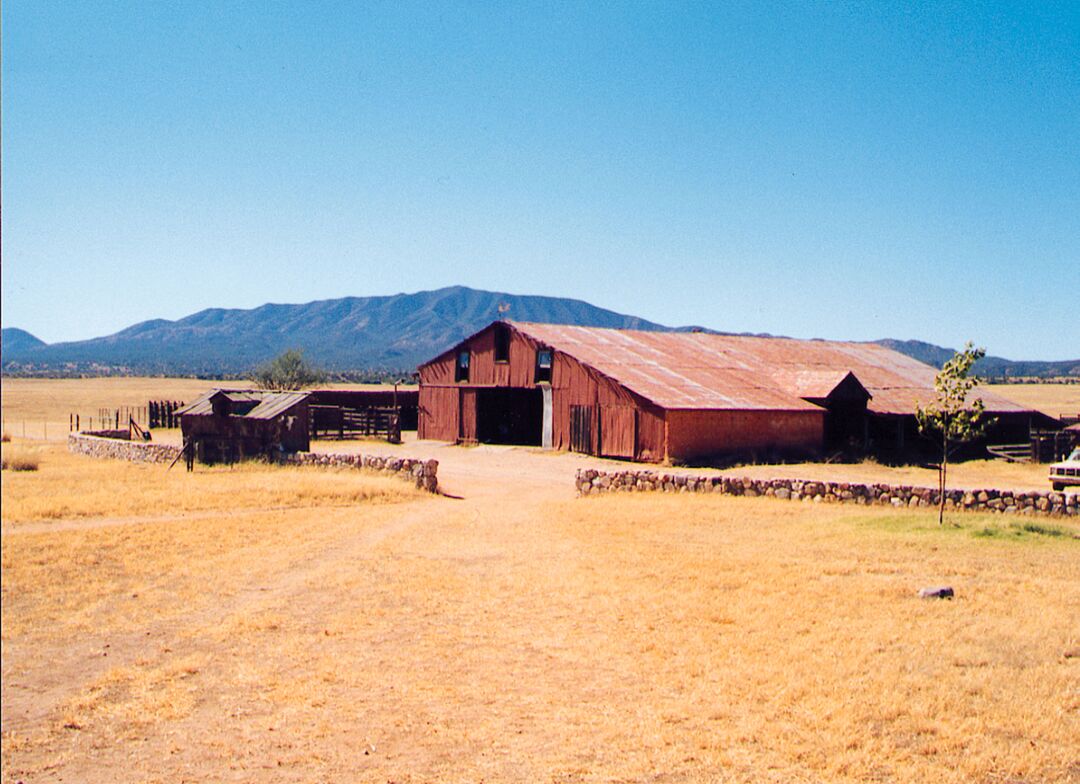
497 302 511 320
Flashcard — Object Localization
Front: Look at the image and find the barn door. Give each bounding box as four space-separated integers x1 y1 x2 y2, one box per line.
458 389 478 444
570 405 595 454
600 406 636 459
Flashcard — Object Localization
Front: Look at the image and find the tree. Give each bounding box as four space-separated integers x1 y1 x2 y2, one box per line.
915 342 992 525
252 349 326 390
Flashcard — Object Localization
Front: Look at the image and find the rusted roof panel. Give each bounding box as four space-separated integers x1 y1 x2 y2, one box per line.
174 389 309 419
768 369 857 400
509 322 1030 415
510 323 816 410
245 391 310 420
174 389 218 417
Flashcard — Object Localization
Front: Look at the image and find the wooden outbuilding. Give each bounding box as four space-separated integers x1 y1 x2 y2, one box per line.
417 321 1047 464
176 389 310 465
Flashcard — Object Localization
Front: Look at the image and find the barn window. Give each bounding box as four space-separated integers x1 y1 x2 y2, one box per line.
494 323 510 363
455 350 471 383
535 348 553 383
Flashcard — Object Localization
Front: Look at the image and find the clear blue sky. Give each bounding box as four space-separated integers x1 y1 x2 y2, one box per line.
3 1 1077 360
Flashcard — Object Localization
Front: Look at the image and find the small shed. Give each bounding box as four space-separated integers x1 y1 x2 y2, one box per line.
176 389 310 465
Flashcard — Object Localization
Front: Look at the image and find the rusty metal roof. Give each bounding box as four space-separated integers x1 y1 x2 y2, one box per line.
509 322 1030 415
175 389 310 419
245 391 310 420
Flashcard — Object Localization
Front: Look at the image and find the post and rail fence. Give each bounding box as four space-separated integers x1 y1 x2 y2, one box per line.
65 400 186 434
309 405 402 444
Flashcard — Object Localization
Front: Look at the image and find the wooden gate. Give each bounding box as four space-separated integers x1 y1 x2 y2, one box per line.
570 405 595 454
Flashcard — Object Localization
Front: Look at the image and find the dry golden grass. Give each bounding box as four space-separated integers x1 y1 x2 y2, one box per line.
0 441 419 527
988 382 1080 419
0 376 226 441
4 442 1078 783
3 378 1078 782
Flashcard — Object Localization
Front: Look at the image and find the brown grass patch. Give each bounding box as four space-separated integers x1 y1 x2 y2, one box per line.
1 444 40 472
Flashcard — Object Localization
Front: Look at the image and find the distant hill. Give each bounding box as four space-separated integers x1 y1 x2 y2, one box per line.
1 328 47 356
0 287 671 377
3 287 1076 379
875 339 1079 380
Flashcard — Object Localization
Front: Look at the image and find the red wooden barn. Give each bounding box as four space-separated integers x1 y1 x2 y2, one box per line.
417 321 1043 464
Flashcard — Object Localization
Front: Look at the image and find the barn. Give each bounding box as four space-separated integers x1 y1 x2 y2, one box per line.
417 321 1045 463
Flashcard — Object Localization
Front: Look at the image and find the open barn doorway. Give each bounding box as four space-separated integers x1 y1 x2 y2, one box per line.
477 388 543 446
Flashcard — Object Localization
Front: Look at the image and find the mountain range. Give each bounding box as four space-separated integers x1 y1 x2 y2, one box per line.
2 286 1077 379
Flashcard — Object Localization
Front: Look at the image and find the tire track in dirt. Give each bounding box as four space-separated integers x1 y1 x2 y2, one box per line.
1 494 456 739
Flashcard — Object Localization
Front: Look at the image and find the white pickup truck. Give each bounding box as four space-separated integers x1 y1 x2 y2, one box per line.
1050 447 1080 491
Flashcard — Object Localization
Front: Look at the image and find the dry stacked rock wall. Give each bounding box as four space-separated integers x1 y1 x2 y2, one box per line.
68 433 439 492
279 452 439 492
576 469 1077 517
68 433 181 463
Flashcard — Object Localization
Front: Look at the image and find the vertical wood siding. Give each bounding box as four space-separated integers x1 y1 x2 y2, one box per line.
600 406 635 458
418 386 459 442
665 409 823 462
634 405 666 462
459 388 478 442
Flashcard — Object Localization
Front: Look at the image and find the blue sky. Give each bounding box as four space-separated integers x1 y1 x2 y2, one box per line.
3 1 1078 360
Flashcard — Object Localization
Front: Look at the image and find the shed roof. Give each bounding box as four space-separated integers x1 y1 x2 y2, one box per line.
176 389 310 419
505 322 1030 415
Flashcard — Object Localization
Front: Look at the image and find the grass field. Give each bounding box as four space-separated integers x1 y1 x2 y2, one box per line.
988 382 1080 419
2 379 1079 782
3 445 1079 782
0 377 225 441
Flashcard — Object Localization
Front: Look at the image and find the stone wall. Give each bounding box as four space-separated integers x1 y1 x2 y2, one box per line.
68 433 439 493
68 433 181 464
279 452 439 492
82 429 132 440
576 469 1078 517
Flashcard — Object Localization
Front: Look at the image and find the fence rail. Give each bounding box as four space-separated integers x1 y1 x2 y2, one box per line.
310 405 402 443
69 400 185 432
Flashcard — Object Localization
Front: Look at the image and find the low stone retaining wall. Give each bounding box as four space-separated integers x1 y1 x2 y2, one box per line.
68 433 181 464
82 429 132 440
576 469 1078 517
280 452 439 492
68 433 439 492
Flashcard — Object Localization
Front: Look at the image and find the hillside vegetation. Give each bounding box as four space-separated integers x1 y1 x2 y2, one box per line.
5 286 1077 377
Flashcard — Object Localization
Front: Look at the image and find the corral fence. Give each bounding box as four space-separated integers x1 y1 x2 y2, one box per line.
148 400 184 429
987 427 1078 464
309 404 402 444
68 400 185 432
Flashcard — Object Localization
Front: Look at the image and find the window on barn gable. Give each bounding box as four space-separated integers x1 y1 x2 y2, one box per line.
535 348 553 383
494 323 510 363
455 350 471 383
